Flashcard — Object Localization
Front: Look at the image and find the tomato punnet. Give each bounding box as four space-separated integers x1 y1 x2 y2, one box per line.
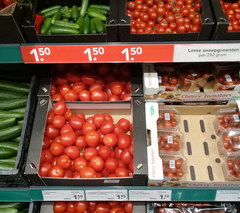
41 102 133 179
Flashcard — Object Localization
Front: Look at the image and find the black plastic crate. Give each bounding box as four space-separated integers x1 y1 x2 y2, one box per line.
25 96 148 186
22 0 118 43
0 68 38 186
0 3 26 43
118 0 214 42
37 64 143 97
211 0 240 40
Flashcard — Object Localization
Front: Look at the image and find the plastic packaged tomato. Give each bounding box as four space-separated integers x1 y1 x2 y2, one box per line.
158 130 183 155
214 108 240 135
148 202 237 213
179 67 212 92
161 155 186 181
214 71 240 91
218 131 240 157
223 157 240 181
157 107 180 131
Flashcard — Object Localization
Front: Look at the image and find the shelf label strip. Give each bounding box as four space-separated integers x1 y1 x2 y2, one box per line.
215 190 240 201
129 190 171 201
85 190 128 201
42 190 85 201
20 44 174 63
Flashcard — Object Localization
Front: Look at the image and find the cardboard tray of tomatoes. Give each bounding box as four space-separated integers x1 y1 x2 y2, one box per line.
22 0 118 43
24 96 148 186
118 0 214 42
211 0 240 40
37 64 143 99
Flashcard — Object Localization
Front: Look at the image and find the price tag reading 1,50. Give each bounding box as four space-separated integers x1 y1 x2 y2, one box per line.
29 47 51 62
42 190 85 201
84 47 105 62
121 47 143 61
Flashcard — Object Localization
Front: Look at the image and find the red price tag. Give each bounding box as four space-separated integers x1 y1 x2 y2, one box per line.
20 44 174 63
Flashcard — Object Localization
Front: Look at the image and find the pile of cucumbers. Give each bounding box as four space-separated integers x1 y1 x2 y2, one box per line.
0 80 29 170
0 202 29 213
39 0 110 35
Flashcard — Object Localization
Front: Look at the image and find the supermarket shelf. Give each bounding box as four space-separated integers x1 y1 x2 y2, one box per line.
0 45 22 63
2 41 240 63
1 187 240 202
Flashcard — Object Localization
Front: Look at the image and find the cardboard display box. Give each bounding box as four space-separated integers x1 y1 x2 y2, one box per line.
146 101 240 187
25 96 148 186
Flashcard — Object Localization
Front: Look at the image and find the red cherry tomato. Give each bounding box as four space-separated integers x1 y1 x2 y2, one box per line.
90 156 104 172
52 93 64 102
42 136 50 150
50 142 65 156
75 201 89 212
81 73 96 85
105 157 118 172
80 167 96 178
65 70 81 82
118 133 131 149
60 124 74 135
45 125 59 139
56 154 72 169
93 114 105 128
64 145 80 159
115 167 130 177
72 81 86 93
48 165 65 177
103 133 118 147
41 150 54 164
47 111 54 124
120 149 132 165
95 203 111 213
84 147 98 161
82 122 97 135
74 157 88 172
85 131 100 147
53 201 67 213
60 131 77 146
39 162 51 177
75 135 87 148
79 90 91 101
117 118 130 133
100 121 114 134
91 89 105 101
53 101 67 115
69 115 84 130
52 115 66 129
98 146 112 160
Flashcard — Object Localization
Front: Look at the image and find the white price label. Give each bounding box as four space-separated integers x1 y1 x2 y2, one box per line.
233 114 240 122
174 44 240 62
167 136 173 144
42 190 85 201
216 190 240 201
169 160 176 169
225 74 233 82
129 190 171 201
164 113 170 121
158 76 162 84
85 190 128 201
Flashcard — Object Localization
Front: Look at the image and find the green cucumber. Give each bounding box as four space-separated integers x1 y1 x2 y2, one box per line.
93 18 105 33
62 6 71 19
18 210 28 213
9 107 26 114
90 18 97 34
0 91 27 99
17 120 23 125
0 208 18 213
0 99 27 110
40 18 52 34
0 125 22 141
89 4 110 11
0 202 21 209
40 5 61 15
0 162 15 170
51 26 79 34
51 12 62 24
80 0 89 17
88 10 107 21
71 5 79 21
0 118 16 129
76 17 84 31
0 142 19 152
0 111 24 120
87 8 108 16
54 20 80 29
0 157 16 164
0 147 17 159
82 15 90 34
0 80 29 94
62 18 69 22
42 8 61 18
11 136 21 143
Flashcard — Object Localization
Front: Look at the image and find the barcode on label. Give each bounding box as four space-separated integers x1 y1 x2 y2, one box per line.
191 72 197 77
225 74 233 82
158 76 162 83
169 160 175 169
233 114 240 122
167 136 173 144
164 113 170 121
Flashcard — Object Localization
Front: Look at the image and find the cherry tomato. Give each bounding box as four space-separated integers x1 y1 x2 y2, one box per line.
53 201 67 213
75 201 89 212
64 89 78 101
72 81 86 93
50 142 65 156
53 101 67 115
45 125 59 139
69 115 84 130
118 133 131 149
64 109 73 121
115 167 129 177
52 93 64 102
59 84 71 96
80 167 96 178
90 156 104 172
56 154 72 169
42 136 50 150
79 90 91 101
100 121 114 134
65 70 81 82
84 147 98 161
95 203 111 213
75 135 87 148
48 165 65 177
120 149 132 165
60 124 74 135
91 89 105 101
41 150 54 163
117 118 130 133
81 73 96 85
82 122 97 135
39 162 51 177
60 131 77 146
103 133 118 147
105 157 118 172
64 145 80 159
85 131 100 147
74 157 88 172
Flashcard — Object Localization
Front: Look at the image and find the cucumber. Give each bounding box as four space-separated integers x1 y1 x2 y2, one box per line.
0 118 16 129
0 147 17 159
0 202 23 209
0 162 15 170
0 157 16 164
0 142 19 152
17 120 23 125
0 80 29 94
11 136 20 143
18 210 29 213
0 99 27 110
89 4 110 11
0 208 18 213
9 107 26 114
0 111 24 120
0 125 22 141
0 91 27 99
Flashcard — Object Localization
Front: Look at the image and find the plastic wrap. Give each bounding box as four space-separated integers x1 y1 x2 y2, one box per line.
223 157 240 181
148 202 237 213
